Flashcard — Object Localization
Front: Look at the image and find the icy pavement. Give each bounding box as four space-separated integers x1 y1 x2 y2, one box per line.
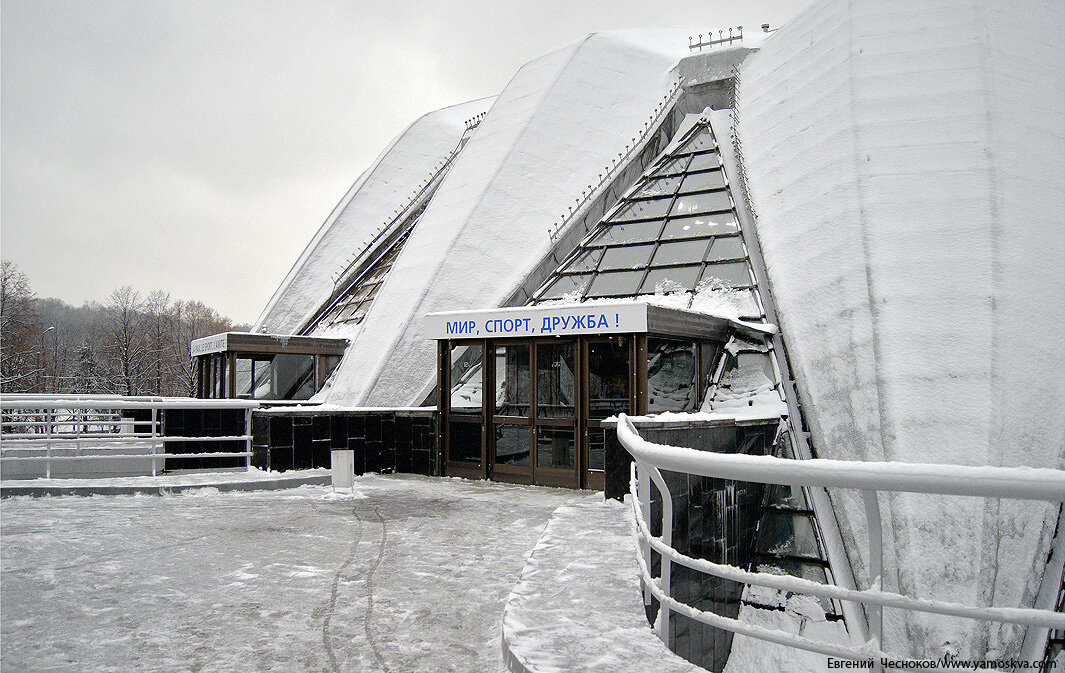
0 467 331 497
1 474 582 672
502 494 702 673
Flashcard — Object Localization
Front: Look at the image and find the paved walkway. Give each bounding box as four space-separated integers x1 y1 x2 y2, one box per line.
1 474 581 672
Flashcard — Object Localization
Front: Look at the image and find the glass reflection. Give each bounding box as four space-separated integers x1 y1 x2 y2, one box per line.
599 244 655 269
662 213 738 239
587 270 645 297
588 340 629 419
450 345 483 412
536 343 575 418
640 266 702 294
646 339 698 412
495 345 530 416
680 169 726 193
672 190 732 216
495 425 530 465
536 427 574 469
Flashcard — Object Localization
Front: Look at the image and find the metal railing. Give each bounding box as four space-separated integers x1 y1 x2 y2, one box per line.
616 413 1065 668
1 395 260 479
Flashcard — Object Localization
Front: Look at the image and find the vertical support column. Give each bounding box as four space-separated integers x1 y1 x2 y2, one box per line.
637 460 653 607
862 489 884 662
45 408 53 479
635 335 648 416
437 340 449 475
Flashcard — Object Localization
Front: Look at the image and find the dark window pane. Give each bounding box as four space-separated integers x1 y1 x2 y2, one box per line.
635 175 682 198
700 262 751 287
274 354 315 400
588 340 629 419
251 358 272 399
588 221 664 246
450 345 483 412
563 248 601 273
680 169 726 193
671 190 732 215
495 345 530 416
686 151 721 171
612 197 672 222
662 213 739 239
599 244 655 270
448 419 481 463
765 484 809 509
752 559 835 614
646 339 698 412
495 424 529 465
317 355 342 389
587 428 606 471
651 155 691 176
680 129 716 152
539 274 590 299
536 342 575 418
651 239 711 266
641 266 701 294
587 270 645 297
706 236 746 260
755 512 822 560
536 427 574 469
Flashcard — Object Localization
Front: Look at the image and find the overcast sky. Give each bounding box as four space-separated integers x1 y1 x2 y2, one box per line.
2 0 809 325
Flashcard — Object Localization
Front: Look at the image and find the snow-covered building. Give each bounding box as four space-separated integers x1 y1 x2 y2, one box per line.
190 0 1064 668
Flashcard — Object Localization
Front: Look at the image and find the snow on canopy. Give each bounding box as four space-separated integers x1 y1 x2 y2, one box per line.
323 30 696 406
254 97 494 335
737 0 1064 659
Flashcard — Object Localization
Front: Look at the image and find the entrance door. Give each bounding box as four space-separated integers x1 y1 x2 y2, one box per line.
490 341 579 488
444 342 485 480
583 337 632 490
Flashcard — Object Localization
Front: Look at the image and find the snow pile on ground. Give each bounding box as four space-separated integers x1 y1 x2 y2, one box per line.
737 0 1065 658
325 30 696 407
255 97 493 334
502 493 703 673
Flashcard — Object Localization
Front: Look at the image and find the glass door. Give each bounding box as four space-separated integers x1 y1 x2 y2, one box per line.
491 343 533 484
533 341 578 488
584 337 631 490
445 342 485 480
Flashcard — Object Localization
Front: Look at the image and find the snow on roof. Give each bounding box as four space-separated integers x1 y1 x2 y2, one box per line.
254 96 494 334
738 0 1065 658
324 30 698 406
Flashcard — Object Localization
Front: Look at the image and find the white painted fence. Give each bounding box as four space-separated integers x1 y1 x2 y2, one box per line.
616 413 1065 669
0 395 259 479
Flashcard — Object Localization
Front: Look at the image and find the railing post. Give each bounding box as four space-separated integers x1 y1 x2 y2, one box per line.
861 489 884 664
45 408 53 479
244 407 253 472
647 465 673 647
150 407 159 477
637 461 653 607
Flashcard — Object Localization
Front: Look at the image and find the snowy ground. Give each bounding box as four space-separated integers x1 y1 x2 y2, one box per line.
1 474 583 673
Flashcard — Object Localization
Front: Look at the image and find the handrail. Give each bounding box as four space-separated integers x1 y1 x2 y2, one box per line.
616 413 1065 667
1 395 259 478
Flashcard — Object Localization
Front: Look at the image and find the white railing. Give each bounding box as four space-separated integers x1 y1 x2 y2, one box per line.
616 413 1065 668
1 395 260 479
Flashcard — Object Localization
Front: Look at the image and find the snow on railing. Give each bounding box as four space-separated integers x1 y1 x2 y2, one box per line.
547 80 683 243
688 26 744 51
1 395 259 479
616 413 1065 669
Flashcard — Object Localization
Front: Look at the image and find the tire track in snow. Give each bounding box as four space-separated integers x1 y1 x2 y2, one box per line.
360 505 390 673
320 501 364 673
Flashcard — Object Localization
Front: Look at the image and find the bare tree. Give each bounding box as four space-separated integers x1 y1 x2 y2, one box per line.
104 287 147 396
1 260 42 393
172 300 233 396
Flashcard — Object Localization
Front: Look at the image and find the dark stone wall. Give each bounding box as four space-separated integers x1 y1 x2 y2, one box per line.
251 409 437 477
159 408 248 470
604 417 779 673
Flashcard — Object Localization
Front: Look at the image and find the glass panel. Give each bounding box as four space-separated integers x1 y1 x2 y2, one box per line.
317 355 342 389
635 175 682 198
234 357 252 399
679 129 716 152
539 274 590 300
679 169 726 193
598 244 655 270
611 197 672 222
274 354 315 400
650 155 691 176
536 343 575 418
536 427 574 469
752 560 834 614
494 424 530 465
587 427 607 471
706 235 745 260
700 261 751 287
671 190 731 215
765 484 810 510
646 339 698 412
495 345 530 416
588 220 663 246
640 266 702 294
450 345 483 412
587 270 645 297
588 340 629 419
563 248 601 273
662 213 738 239
448 419 481 463
251 358 272 399
755 512 822 559
686 151 721 171
651 239 711 266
